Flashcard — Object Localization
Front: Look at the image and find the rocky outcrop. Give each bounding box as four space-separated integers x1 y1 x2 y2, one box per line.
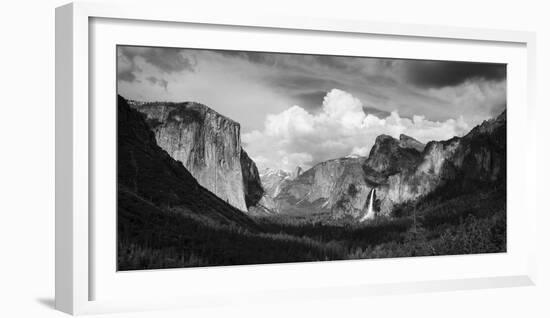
265 111 505 220
117 95 258 229
240 149 264 208
131 101 263 212
260 169 292 198
127 93 506 221
292 166 303 179
378 111 507 214
269 157 373 219
261 134 425 219
365 134 424 176
399 134 426 152
247 169 291 215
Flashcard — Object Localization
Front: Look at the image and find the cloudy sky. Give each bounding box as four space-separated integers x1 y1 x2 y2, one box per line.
118 45 506 172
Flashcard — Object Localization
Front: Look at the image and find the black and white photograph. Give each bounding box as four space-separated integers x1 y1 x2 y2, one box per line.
4 0 549 316
116 45 507 270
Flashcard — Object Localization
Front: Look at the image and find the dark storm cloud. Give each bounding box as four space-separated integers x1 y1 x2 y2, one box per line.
273 74 340 90
125 47 195 73
217 50 279 66
119 46 507 139
364 74 398 87
218 50 363 73
292 90 327 111
404 60 506 88
488 102 507 118
117 46 196 84
314 55 354 71
362 106 392 118
118 70 136 83
146 76 168 90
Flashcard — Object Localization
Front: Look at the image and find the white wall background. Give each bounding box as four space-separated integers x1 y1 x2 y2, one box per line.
0 0 547 317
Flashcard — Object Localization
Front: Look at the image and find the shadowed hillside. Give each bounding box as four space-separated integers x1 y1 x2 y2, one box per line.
117 95 344 269
118 95 258 230
127 99 264 212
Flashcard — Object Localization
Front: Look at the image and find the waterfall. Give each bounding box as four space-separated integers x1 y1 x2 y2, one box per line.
360 188 376 222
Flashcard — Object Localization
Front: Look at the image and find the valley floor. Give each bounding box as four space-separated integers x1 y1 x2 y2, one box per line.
118 185 506 271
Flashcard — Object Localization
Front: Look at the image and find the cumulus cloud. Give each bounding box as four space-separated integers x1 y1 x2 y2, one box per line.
118 46 506 130
426 79 507 125
242 89 470 172
349 146 370 157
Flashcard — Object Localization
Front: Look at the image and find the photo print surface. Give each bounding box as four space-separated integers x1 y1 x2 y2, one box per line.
117 45 507 270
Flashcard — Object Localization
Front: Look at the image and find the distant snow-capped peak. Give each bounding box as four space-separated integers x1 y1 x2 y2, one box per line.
260 168 290 178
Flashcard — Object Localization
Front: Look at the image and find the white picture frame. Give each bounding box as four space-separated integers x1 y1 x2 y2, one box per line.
55 1 537 315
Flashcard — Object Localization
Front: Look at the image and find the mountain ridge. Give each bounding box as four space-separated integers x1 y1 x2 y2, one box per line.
380 110 506 214
262 111 505 221
126 95 505 222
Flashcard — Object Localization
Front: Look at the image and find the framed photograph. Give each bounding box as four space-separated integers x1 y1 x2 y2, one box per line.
56 2 537 315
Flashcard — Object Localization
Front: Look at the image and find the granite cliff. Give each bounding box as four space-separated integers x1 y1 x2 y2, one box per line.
262 157 369 218
117 95 258 229
127 96 505 221
259 169 292 198
247 169 291 215
256 134 425 219
364 134 425 176
380 111 506 213
264 110 505 221
129 100 264 212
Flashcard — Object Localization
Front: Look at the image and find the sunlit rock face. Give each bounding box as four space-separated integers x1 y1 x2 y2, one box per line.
380 138 460 210
399 134 426 152
129 96 506 221
266 134 426 219
365 134 425 176
250 169 292 215
358 134 424 216
117 96 258 230
260 168 292 198
258 166 303 199
131 101 263 212
269 110 506 220
271 157 374 219
379 111 507 214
